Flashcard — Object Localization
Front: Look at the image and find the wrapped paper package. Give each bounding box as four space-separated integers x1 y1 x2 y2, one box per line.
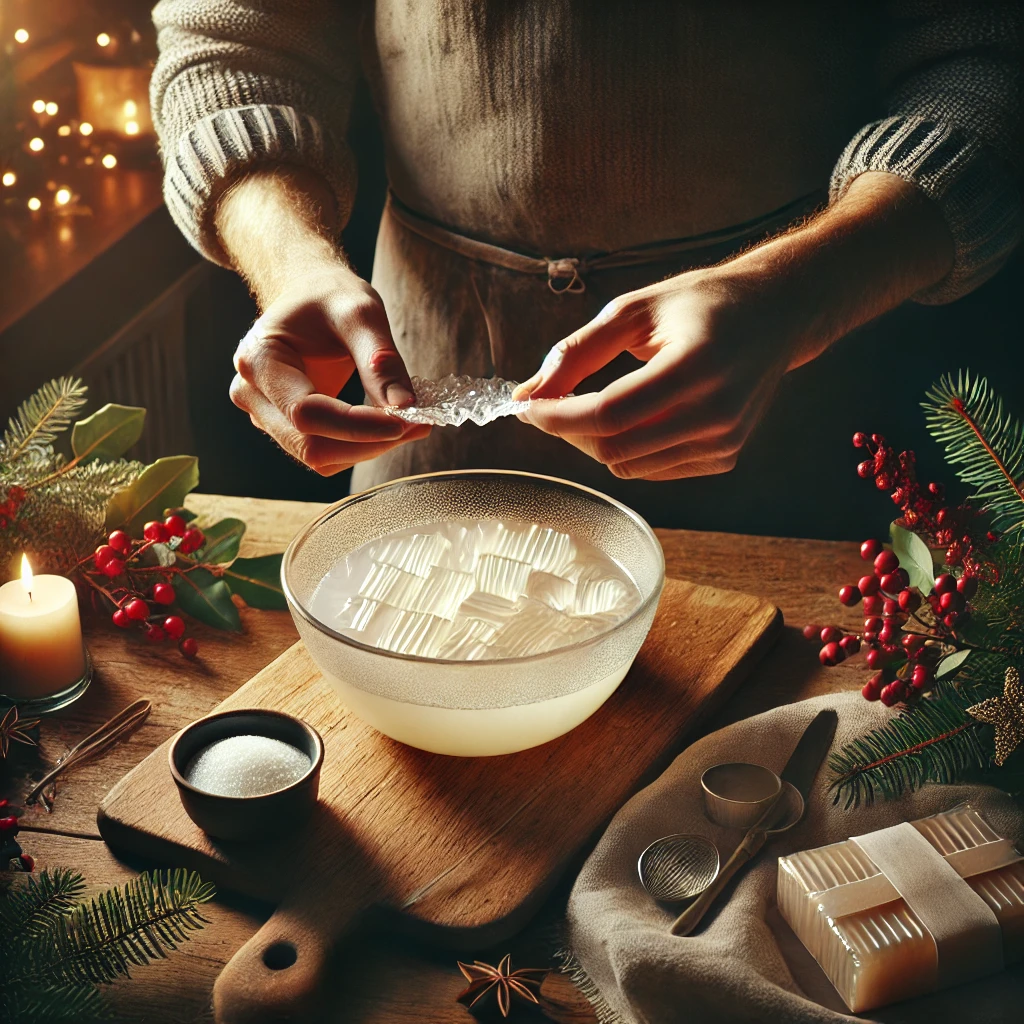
777 803 1024 1013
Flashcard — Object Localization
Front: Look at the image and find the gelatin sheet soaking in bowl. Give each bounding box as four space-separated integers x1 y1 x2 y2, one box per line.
282 471 665 756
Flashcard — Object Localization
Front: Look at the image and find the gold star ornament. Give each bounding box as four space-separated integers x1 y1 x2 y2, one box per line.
968 666 1024 766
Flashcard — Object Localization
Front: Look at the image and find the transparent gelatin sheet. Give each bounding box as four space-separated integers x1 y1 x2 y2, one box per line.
387 375 531 428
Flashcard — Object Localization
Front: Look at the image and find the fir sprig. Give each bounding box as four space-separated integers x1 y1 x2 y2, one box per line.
21 870 215 987
0 378 88 466
829 682 992 808
1 982 112 1024
1 868 214 1024
0 868 86 939
0 378 144 573
923 371 1024 535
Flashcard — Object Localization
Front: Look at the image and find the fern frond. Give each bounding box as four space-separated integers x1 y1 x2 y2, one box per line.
23 869 215 987
829 682 992 808
0 378 88 466
1 981 112 1023
923 371 1024 536
0 869 86 940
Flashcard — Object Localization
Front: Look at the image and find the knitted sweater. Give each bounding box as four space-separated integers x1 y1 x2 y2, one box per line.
151 1 1021 304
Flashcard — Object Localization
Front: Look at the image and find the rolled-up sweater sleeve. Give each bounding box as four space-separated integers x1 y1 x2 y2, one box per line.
830 1 1022 303
151 0 361 266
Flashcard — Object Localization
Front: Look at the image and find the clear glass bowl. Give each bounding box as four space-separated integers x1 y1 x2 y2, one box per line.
282 470 665 756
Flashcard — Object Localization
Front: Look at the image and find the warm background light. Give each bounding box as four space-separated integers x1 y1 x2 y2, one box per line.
124 100 137 117
45 102 59 116
58 125 71 136
101 154 117 169
27 197 41 211
96 32 111 46
14 28 29 44
125 120 139 135
55 188 72 206
2 172 16 187
79 122 93 136
32 99 46 113
29 137 44 152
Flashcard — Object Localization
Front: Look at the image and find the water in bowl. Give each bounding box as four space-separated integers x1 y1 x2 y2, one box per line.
309 518 642 661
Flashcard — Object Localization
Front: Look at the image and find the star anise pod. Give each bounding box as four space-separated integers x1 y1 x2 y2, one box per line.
0 705 40 759
456 954 549 1018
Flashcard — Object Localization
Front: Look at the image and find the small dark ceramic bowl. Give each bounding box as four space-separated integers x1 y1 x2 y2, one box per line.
169 709 324 841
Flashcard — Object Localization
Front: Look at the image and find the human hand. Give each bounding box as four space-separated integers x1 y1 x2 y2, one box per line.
514 269 798 480
216 166 427 475
516 171 955 480
229 262 429 476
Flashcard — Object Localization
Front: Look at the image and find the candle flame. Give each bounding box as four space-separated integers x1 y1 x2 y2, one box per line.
21 554 33 598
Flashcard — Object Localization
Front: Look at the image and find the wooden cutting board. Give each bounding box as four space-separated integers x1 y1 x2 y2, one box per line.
99 577 781 1024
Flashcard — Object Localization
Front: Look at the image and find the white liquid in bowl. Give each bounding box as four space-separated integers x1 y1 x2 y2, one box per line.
298 514 655 756
321 661 631 756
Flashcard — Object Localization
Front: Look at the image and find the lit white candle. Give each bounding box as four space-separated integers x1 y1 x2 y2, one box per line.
0 556 85 699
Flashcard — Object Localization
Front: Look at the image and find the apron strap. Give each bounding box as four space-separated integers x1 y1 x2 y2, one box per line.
386 190 823 294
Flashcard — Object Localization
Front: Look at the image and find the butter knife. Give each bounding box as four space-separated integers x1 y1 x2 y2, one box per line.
670 708 838 937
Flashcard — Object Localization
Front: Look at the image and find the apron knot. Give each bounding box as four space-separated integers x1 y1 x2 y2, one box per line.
546 257 586 294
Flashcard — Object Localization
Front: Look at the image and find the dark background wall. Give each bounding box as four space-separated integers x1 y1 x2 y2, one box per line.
185 78 1023 541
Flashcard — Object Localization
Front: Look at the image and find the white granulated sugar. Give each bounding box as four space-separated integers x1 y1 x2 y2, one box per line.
184 734 311 798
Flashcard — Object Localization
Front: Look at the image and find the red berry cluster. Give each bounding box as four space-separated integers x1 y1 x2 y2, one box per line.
804 538 978 709
0 485 27 529
0 799 33 871
852 432 992 577
90 513 204 659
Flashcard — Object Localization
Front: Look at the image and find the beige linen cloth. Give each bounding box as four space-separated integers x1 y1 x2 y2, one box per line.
566 691 1024 1023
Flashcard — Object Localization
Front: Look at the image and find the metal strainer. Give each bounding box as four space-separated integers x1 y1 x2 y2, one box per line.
637 834 720 902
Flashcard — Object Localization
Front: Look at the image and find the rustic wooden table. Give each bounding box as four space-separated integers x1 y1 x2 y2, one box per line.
2 493 869 1022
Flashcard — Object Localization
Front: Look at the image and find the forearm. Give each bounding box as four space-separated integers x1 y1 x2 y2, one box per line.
215 166 348 309
718 171 954 370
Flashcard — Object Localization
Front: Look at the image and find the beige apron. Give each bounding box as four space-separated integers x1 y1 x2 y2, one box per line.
352 192 825 522
349 4 898 535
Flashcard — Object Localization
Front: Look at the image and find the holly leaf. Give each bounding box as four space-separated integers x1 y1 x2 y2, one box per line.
890 522 934 593
173 568 241 632
71 404 145 461
223 554 286 610
105 456 199 535
201 519 246 564
936 648 971 680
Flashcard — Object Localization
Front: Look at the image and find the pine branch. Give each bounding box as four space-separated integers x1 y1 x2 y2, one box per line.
1 981 112 1024
0 869 86 941
972 539 1024 644
829 683 993 808
0 378 88 466
20 870 215 988
923 371 1024 536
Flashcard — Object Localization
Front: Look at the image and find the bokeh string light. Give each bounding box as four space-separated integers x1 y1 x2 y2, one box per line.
4 13 157 225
